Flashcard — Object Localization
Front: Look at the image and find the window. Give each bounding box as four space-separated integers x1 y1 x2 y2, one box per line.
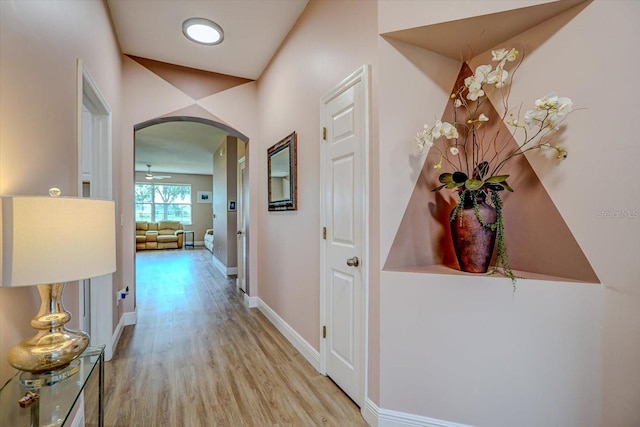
135 183 192 224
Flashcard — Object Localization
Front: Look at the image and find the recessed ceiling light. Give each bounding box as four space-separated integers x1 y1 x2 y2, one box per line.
182 17 224 46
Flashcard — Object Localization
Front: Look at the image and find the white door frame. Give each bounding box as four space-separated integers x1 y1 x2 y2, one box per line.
237 156 247 293
319 65 371 408
76 59 115 361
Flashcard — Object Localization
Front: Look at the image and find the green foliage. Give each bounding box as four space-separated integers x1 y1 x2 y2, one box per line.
154 184 191 204
134 183 153 202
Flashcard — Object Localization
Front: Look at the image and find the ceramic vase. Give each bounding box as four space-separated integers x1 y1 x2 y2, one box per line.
450 191 497 273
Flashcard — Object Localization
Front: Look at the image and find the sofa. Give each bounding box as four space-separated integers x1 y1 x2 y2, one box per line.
204 228 214 253
136 221 184 250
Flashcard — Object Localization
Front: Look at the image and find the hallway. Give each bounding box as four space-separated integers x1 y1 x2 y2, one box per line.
100 248 367 426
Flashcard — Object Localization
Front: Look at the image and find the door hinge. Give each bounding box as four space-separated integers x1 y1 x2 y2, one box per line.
322 325 327 339
322 127 327 140
322 226 327 240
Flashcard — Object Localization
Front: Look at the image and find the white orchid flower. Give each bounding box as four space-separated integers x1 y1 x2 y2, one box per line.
492 48 508 61
524 109 548 128
466 81 484 101
556 96 573 116
441 122 459 139
506 48 519 61
432 120 458 139
416 126 434 151
454 99 462 108
487 68 508 88
449 146 459 155
535 92 559 109
431 120 444 139
474 64 492 83
478 114 489 122
464 75 476 88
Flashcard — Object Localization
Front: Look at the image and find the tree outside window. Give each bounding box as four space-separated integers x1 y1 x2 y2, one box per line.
135 183 192 224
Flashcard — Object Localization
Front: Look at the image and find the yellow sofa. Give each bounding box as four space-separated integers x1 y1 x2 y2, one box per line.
136 221 184 250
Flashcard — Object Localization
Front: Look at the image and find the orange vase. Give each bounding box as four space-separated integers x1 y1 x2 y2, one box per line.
450 191 497 273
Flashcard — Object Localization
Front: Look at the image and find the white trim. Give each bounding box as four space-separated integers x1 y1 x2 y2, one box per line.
122 310 138 326
244 293 258 308
363 398 379 427
91 274 114 361
257 298 320 371
365 399 476 427
211 254 238 276
319 64 371 407
237 156 247 293
112 309 137 355
378 407 475 427
77 59 114 363
77 58 113 199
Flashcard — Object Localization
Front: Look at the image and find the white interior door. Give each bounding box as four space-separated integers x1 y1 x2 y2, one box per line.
237 156 247 292
320 66 369 406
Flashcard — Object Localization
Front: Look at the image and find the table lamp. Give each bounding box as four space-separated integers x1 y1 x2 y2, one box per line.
1 192 116 374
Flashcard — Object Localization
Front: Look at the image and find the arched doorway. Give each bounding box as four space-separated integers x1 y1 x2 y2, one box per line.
133 116 250 308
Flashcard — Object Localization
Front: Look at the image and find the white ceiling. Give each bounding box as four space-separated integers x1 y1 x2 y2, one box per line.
135 121 228 176
107 0 309 175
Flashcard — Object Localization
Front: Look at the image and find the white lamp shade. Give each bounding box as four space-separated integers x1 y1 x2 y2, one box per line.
1 196 116 287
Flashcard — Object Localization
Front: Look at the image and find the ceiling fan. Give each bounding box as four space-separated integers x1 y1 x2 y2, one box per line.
145 164 171 180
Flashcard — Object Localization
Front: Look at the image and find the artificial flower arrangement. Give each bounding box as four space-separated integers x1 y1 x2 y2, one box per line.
416 47 574 281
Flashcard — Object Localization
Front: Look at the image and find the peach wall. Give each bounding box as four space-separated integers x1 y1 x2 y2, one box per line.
0 0 122 384
211 137 239 268
255 0 380 402
200 83 259 294
378 1 639 426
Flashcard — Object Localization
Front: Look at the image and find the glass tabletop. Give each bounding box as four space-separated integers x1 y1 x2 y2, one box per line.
0 346 104 427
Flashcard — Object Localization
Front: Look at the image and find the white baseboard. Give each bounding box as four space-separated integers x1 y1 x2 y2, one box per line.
363 398 379 427
256 298 320 372
367 400 474 427
112 309 137 357
122 310 137 326
244 293 258 308
211 254 238 276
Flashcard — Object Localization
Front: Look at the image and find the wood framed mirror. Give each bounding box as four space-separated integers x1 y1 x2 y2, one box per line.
268 131 297 211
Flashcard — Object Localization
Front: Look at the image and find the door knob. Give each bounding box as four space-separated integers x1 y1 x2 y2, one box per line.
346 256 360 267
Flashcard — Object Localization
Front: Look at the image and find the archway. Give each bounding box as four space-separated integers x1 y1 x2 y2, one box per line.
133 116 251 309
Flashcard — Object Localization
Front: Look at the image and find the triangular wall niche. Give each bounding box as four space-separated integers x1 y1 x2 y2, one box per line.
384 63 599 284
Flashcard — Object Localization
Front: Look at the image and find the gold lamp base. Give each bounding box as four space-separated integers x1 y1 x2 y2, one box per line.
7 283 89 374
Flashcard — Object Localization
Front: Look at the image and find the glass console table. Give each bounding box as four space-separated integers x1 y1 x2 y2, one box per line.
0 345 104 427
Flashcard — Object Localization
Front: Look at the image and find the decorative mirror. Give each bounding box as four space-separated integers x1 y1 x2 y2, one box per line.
268 131 297 211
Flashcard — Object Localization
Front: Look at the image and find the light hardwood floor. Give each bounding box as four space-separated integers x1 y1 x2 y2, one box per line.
92 248 368 426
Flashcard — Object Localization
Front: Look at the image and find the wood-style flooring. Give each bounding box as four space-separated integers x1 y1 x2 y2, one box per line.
91 248 367 426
